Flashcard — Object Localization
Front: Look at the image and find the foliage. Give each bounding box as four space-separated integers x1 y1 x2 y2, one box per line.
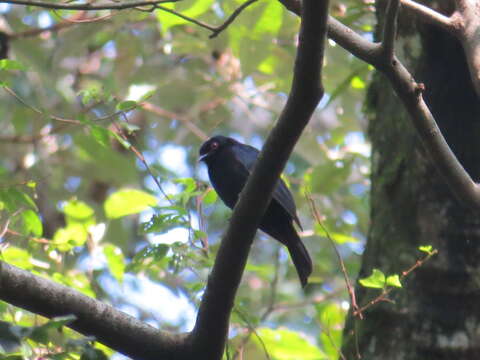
0 0 376 358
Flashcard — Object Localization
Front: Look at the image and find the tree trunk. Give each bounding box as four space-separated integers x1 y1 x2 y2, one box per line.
342 1 480 359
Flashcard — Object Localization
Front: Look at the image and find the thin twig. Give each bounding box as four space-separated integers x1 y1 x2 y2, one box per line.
52 9 112 23
400 0 454 32
2 0 179 11
141 102 209 140
111 120 174 205
232 248 280 360
154 4 216 31
353 249 438 316
381 0 400 61
209 0 259 39
152 0 258 39
233 308 271 360
6 229 50 244
4 86 82 124
307 194 363 319
324 324 347 360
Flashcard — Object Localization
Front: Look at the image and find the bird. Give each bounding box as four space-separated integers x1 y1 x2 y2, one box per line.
199 135 312 287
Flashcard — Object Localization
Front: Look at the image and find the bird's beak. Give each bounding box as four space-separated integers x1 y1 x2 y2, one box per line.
198 153 208 162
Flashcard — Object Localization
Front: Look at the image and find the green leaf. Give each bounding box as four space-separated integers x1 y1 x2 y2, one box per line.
29 315 76 344
139 213 186 235
418 245 433 254
0 59 27 71
51 271 95 297
22 209 43 237
255 328 326 360
175 177 196 193
350 75 366 89
316 303 345 359
63 199 94 222
139 89 156 101
174 178 199 205
127 244 169 272
0 188 38 211
202 188 218 205
116 100 137 111
252 0 283 38
104 189 157 219
80 346 109 360
386 274 402 288
90 125 110 147
103 244 125 283
111 131 132 149
53 223 88 251
359 269 386 289
0 247 32 269
193 229 207 240
315 227 358 244
78 85 102 105
156 0 215 32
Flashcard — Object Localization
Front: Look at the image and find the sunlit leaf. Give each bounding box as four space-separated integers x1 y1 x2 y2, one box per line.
350 76 366 89
116 100 137 111
104 244 125 283
202 188 218 205
359 268 385 289
104 189 157 219
418 245 434 254
0 59 27 71
0 247 32 269
255 328 326 360
252 0 283 37
21 209 43 237
53 223 88 251
63 199 94 222
386 274 402 288
156 0 215 32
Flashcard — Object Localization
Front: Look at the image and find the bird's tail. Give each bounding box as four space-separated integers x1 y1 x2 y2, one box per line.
287 237 313 288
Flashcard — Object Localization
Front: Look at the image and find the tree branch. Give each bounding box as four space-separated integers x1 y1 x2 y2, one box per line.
453 1 480 100
278 0 480 207
381 0 400 61
1 0 179 11
0 261 189 360
400 0 480 99
1 0 329 358
189 0 329 358
208 0 258 38
400 0 454 32
153 0 258 39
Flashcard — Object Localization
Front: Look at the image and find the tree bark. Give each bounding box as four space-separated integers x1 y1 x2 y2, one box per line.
342 1 480 359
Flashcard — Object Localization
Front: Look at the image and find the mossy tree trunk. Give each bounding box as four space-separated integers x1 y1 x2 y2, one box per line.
342 1 480 358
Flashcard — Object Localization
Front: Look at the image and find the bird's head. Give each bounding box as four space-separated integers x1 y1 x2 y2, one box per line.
199 135 234 162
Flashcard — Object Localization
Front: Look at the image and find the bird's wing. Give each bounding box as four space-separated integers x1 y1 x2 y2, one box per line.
233 143 302 229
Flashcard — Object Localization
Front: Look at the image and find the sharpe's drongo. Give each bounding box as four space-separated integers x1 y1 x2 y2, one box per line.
199 135 312 287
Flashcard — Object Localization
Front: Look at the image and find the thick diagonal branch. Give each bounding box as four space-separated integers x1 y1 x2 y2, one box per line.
0 262 188 359
189 0 329 358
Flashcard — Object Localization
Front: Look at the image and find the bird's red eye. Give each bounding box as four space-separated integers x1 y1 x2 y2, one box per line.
210 142 219 150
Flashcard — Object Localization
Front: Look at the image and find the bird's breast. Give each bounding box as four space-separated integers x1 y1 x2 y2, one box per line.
207 158 248 209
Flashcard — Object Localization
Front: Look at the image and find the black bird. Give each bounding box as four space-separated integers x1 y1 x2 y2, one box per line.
199 135 312 287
